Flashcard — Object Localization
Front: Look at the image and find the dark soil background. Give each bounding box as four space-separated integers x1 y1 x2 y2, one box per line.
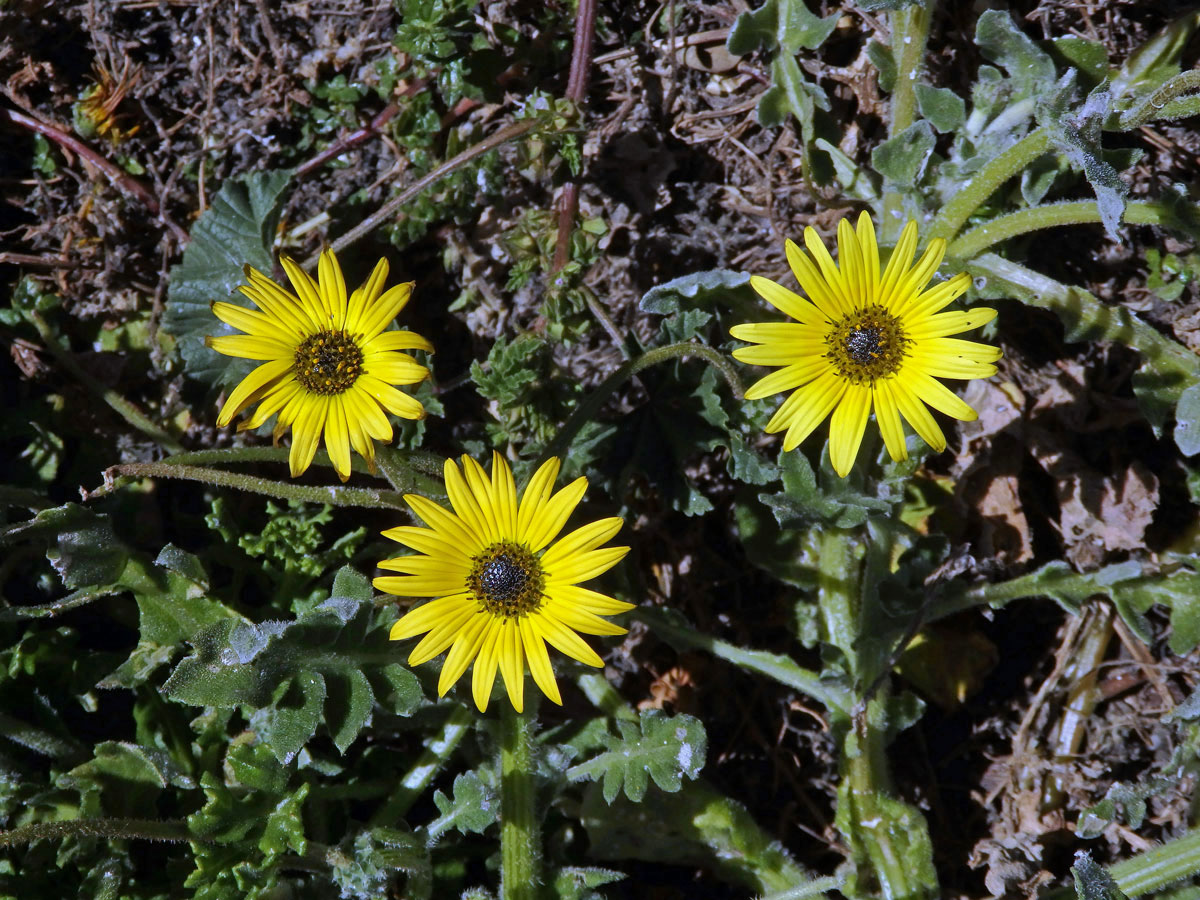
2 2 1199 898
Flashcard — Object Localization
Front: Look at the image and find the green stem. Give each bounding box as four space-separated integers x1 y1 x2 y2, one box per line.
1117 69 1200 130
816 528 936 898
880 0 932 239
0 583 124 622
1042 828 1200 900
948 200 1174 259
103 462 408 510
927 126 1052 244
888 2 931 138
371 704 474 826
632 607 847 714
26 309 185 454
0 818 193 845
1107 827 1200 897
500 699 541 900
538 341 743 466
375 445 446 496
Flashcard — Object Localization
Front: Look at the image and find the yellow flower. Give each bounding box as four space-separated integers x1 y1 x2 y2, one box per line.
207 249 432 481
730 213 1001 477
375 452 632 713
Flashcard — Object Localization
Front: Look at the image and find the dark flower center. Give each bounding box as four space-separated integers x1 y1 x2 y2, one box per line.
294 330 363 395
825 305 909 384
468 542 545 618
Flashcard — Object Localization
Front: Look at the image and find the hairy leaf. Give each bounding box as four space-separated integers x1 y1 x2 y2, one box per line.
163 169 292 388
567 710 706 804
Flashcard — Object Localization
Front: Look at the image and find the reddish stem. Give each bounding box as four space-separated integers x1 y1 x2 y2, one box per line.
4 106 187 242
551 0 598 273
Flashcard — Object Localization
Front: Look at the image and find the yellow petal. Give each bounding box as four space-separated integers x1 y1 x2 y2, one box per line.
471 619 503 712
444 457 497 544
387 592 474 641
534 612 604 667
828 382 872 477
892 379 946 452
324 395 352 481
207 333 294 361
524 475 587 553
743 357 830 400
437 612 491 698
747 274 827 326
906 371 978 421
359 282 415 340
364 328 434 354
856 212 880 297
288 396 326 477
280 256 327 327
317 249 349 330
497 618 525 713
540 517 624 569
215 358 293 426
784 239 845 321
877 220 919 310
520 618 561 705
405 493 484 551
543 545 628 585
873 378 908 463
346 257 388 333
547 584 636 615
517 457 561 543
906 307 997 340
356 374 425 419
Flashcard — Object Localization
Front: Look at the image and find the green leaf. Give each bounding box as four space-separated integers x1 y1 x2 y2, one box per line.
258 783 308 856
163 594 409 761
579 777 813 895
567 710 706 804
1077 779 1168 837
871 120 936 185
1051 36 1108 83
429 771 497 839
2 503 129 590
1041 77 1128 240
915 83 965 133
727 0 839 56
551 867 626 900
162 169 292 388
1073 851 1130 900
1175 382 1200 456
251 672 327 764
329 828 431 900
867 40 896 93
1109 11 1200 104
975 10 1056 101
760 450 891 530
968 254 1200 436
326 670 374 754
225 740 289 793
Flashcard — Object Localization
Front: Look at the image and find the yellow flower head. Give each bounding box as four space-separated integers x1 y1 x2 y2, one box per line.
730 213 1002 476
376 452 633 713
207 249 432 481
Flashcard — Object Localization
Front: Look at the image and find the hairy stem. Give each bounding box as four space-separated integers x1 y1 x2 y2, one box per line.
927 126 1052 244
948 200 1174 259
105 462 407 510
500 700 541 900
0 818 193 846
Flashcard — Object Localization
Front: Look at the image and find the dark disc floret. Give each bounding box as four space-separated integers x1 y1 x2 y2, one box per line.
825 305 910 384
468 542 545 618
294 330 364 395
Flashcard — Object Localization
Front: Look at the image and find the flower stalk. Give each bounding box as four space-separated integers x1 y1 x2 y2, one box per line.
500 698 541 900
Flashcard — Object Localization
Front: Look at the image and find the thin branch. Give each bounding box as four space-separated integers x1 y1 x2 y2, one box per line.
3 106 187 242
312 119 536 266
551 0 598 273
